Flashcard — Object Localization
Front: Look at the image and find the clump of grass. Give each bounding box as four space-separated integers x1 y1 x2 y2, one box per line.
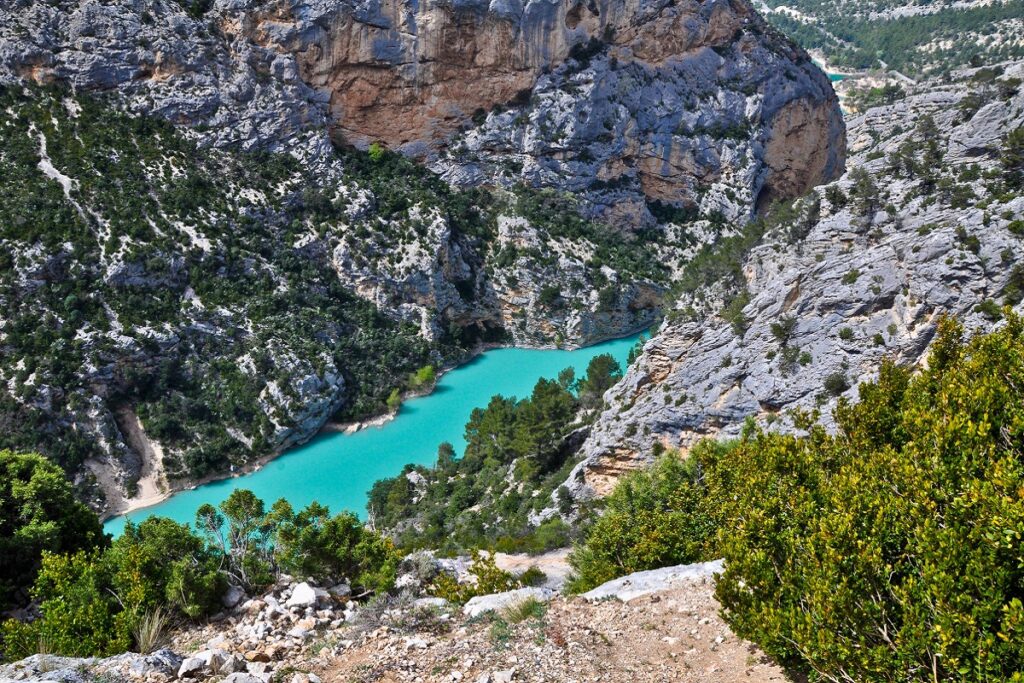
133 606 169 654
502 596 547 624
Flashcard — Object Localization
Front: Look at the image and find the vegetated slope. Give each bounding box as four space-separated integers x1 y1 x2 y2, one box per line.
569 60 1024 497
759 0 1024 76
0 86 442 505
566 314 1024 681
0 0 847 512
0 86 682 512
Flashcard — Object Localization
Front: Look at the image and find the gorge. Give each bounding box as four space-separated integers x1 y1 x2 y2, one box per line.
101 332 641 535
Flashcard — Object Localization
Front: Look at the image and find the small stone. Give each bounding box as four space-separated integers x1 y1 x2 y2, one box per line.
403 636 429 650
492 669 515 683
177 656 206 678
223 675 263 683
327 583 351 599
285 582 318 608
223 586 246 609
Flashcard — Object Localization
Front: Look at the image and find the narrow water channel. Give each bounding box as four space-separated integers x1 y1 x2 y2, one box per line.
103 333 643 536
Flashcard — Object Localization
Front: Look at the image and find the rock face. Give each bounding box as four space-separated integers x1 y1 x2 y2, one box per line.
461 586 554 618
1 0 844 223
581 558 724 602
568 61 1024 497
256 0 846 219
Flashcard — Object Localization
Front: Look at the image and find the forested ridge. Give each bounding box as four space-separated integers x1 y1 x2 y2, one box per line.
762 0 1024 75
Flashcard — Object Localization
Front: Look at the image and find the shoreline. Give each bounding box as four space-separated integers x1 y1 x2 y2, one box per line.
101 326 650 525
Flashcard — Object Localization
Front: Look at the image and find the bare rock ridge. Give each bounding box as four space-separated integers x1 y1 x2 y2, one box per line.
2 0 844 221
567 61 1024 498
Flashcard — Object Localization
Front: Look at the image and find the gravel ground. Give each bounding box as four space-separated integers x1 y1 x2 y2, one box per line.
322 577 791 683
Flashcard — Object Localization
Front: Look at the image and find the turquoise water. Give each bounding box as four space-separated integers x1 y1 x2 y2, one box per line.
829 73 846 83
103 334 642 536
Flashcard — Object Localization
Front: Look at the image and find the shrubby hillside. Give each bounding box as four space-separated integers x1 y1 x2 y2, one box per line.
760 0 1024 76
569 314 1024 681
0 87 672 511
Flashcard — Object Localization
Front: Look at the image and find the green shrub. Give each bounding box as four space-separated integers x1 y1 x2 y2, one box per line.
1 551 129 660
713 315 1024 681
409 365 437 389
566 446 722 593
0 452 106 610
1003 126 1024 188
270 502 399 596
823 371 850 396
428 552 520 604
1 488 401 659
770 316 797 345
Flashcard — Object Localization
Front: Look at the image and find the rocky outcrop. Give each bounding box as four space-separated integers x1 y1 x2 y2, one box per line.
462 586 554 618
1 0 844 223
567 61 1024 498
581 558 724 602
250 0 845 219
0 562 783 683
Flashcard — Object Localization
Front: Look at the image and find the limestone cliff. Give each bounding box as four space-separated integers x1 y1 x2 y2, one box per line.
564 61 1024 498
2 0 844 224
250 0 845 220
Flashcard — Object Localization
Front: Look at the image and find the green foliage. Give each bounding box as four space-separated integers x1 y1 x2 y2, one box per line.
762 0 1024 75
386 388 403 413
976 298 1004 321
723 291 751 336
1004 127 1024 189
176 0 213 18
712 315 1024 681
822 371 849 396
428 551 521 604
2 489 399 659
847 84 905 111
369 359 621 554
566 446 722 593
0 452 106 610
112 517 224 619
510 187 669 284
1 551 129 660
502 596 547 623
576 354 623 410
409 365 437 389
770 316 797 345
270 502 400 596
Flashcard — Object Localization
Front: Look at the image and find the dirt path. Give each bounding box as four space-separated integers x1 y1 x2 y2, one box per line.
322 576 791 683
494 549 573 590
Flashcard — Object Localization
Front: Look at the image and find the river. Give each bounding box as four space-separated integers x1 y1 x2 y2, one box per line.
103 333 643 536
